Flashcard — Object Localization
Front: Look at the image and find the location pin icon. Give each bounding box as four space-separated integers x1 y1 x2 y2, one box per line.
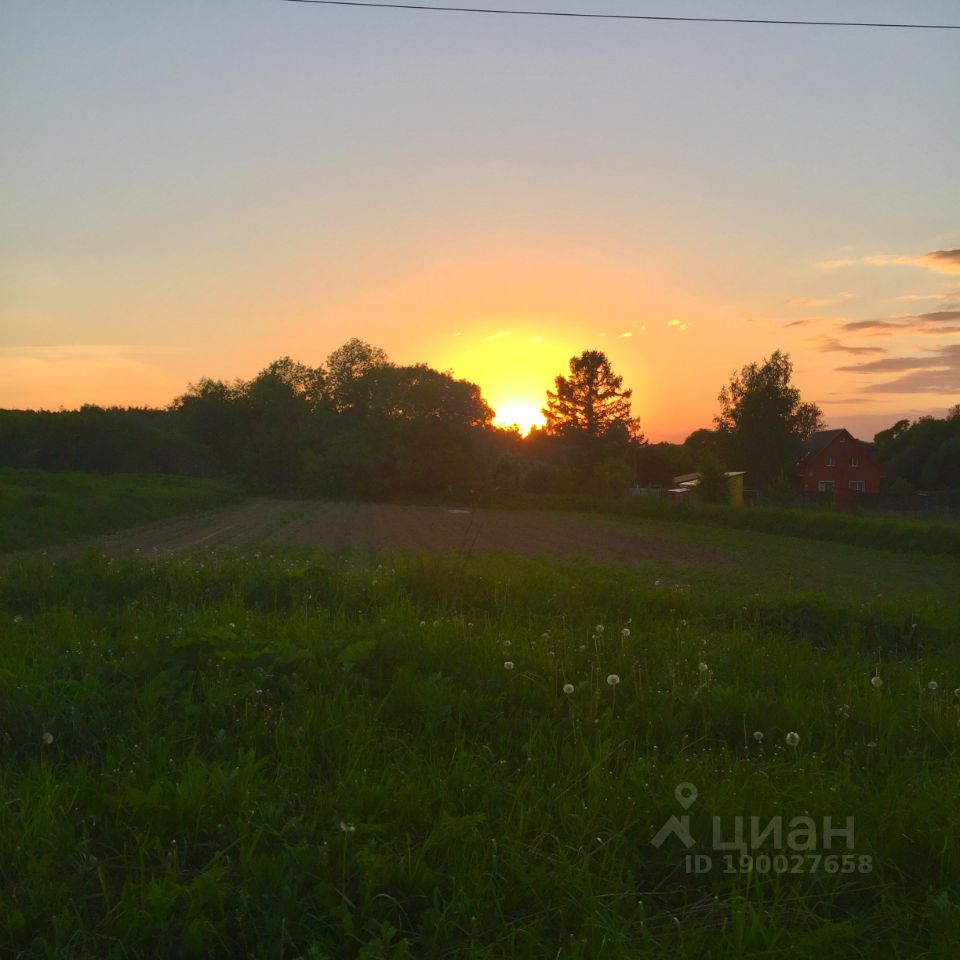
675 782 698 810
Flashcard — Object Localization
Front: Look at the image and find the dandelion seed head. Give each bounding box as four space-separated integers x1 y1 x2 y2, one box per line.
621 627 630 638
606 674 620 686
563 683 575 695
595 624 604 634
928 680 938 692
753 731 764 742
870 675 883 688
785 731 800 747
504 661 515 671
42 732 53 745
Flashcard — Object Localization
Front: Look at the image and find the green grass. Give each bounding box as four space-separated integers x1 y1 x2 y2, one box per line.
521 494 960 558
0 470 243 552
582 509 960 634
2 549 959 958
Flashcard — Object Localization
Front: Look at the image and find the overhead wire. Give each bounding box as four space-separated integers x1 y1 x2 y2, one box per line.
277 0 960 31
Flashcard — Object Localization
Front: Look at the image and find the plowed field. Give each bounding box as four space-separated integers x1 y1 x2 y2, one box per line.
86 498 733 564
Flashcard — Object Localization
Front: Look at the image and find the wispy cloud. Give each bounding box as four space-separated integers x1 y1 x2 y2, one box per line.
667 318 689 331
836 344 960 394
896 288 960 303
840 309 960 336
619 331 633 338
784 315 844 329
485 330 512 342
820 258 858 269
808 337 886 355
821 248 960 276
788 292 854 307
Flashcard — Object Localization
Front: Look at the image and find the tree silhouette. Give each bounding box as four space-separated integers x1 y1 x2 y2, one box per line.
714 350 823 490
543 350 640 440
324 338 390 413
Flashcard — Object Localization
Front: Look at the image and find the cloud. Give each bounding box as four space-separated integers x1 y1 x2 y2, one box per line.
905 250 960 274
667 318 689 331
619 331 633 338
820 258 858 269
896 289 960 303
808 337 886 355
821 249 960 275
782 315 847 330
822 397 878 405
788 292 854 307
840 309 960 336
836 344 960 394
485 330 512 342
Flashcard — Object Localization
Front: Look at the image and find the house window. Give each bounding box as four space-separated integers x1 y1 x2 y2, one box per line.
818 480 834 492
826 457 836 467
849 480 865 492
849 456 859 467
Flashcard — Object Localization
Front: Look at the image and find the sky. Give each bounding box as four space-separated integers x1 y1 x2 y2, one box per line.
1 0 958 441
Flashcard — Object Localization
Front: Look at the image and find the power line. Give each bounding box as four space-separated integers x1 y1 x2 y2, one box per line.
278 0 960 31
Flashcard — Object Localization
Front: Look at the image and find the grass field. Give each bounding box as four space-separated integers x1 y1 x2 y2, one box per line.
2 537 959 958
0 470 243 552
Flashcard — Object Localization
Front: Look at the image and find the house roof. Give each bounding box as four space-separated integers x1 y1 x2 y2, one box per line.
800 429 845 461
799 429 876 465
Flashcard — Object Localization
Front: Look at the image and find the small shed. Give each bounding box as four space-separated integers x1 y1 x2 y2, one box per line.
670 470 746 506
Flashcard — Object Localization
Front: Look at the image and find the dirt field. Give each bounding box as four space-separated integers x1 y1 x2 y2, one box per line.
70 498 734 565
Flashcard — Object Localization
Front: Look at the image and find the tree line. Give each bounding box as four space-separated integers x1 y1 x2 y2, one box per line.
2 339 958 500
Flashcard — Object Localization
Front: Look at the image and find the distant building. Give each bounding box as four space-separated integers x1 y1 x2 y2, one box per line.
797 429 882 499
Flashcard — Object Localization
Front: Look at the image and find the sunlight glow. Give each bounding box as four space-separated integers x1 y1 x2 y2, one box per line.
492 400 546 436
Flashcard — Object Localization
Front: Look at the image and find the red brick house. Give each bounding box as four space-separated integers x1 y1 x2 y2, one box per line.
797 429 883 497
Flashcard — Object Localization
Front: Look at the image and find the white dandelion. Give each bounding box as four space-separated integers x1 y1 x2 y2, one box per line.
504 661 515 671
785 731 800 747
563 683 575 695
606 674 620 687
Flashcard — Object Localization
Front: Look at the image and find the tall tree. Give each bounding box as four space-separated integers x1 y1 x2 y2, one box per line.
714 350 824 490
543 350 641 440
324 338 390 413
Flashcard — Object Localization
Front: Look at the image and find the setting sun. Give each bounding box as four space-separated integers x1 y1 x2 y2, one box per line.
492 400 546 436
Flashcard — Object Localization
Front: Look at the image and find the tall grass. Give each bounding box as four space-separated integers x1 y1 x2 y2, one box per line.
2 551 958 958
